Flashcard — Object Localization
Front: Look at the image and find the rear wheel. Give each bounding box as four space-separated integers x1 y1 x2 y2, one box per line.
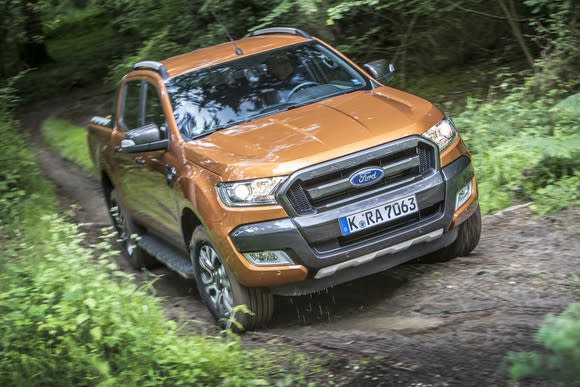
109 189 157 269
190 226 273 331
422 205 482 263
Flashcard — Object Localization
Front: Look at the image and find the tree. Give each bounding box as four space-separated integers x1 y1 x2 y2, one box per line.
19 0 53 67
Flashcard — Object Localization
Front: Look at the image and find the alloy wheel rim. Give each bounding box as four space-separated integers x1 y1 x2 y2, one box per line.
110 199 135 255
198 244 234 318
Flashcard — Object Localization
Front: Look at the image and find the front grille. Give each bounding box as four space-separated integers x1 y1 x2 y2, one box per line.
286 183 314 215
418 142 434 171
282 137 437 216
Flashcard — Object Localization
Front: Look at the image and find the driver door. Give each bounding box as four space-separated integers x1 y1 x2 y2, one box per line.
113 79 180 241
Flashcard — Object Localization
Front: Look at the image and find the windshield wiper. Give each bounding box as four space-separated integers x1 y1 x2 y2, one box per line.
285 88 360 111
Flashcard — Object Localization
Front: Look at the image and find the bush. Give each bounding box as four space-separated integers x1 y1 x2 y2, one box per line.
455 86 580 214
0 77 55 227
505 302 580 385
0 218 272 386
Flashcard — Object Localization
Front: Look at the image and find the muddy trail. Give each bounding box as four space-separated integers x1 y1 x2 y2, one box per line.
23 90 579 386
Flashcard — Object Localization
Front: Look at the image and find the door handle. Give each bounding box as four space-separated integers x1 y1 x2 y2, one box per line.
135 156 145 165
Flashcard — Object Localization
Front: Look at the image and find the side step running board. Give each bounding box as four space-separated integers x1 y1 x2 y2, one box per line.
138 234 194 279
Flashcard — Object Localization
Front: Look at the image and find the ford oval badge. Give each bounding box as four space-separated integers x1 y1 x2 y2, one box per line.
349 167 384 187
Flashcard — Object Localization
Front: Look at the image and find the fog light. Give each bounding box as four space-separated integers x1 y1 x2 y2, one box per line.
455 180 473 210
243 251 294 266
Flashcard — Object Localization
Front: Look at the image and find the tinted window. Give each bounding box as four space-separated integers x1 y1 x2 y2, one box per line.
166 42 370 140
144 83 166 134
121 81 142 130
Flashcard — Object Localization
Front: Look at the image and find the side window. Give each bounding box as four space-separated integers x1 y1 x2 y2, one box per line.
144 82 167 137
308 48 354 85
121 80 142 130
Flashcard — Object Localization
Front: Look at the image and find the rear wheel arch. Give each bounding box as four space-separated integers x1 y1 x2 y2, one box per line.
109 188 158 269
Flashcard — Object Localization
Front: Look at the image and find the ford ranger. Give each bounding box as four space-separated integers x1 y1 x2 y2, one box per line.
88 27 481 330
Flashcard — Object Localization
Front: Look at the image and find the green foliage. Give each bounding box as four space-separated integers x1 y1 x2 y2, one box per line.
0 74 23 115
0 76 54 226
455 80 580 214
326 0 514 70
9 6 134 101
530 172 580 215
41 118 95 175
0 217 275 386
523 0 579 93
506 302 580 385
553 93 580 115
107 29 183 85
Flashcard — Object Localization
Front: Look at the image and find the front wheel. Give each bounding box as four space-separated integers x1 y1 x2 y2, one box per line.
109 189 157 269
422 205 482 263
190 226 273 331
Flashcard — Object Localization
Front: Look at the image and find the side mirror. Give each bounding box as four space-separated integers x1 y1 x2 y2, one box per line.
119 123 169 153
363 59 396 83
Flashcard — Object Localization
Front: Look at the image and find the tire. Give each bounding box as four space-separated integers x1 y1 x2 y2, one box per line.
190 226 274 331
422 205 482 263
109 189 158 269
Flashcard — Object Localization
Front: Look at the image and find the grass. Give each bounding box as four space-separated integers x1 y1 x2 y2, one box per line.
42 118 94 176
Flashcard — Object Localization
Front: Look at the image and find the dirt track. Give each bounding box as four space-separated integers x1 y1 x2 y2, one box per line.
24 90 580 385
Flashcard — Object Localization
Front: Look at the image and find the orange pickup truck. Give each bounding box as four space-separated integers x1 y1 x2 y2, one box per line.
88 27 480 330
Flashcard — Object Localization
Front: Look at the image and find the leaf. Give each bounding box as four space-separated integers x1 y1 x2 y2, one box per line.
75 313 90 326
84 298 97 309
90 326 102 341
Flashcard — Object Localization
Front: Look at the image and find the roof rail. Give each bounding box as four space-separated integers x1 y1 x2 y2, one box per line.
132 61 170 80
249 27 312 39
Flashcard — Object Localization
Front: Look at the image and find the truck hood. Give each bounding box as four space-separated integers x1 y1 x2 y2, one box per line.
183 86 443 181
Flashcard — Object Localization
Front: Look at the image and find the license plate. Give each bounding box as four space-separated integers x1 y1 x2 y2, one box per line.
339 195 418 236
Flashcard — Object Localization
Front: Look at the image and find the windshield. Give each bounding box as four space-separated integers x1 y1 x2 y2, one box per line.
166 42 370 140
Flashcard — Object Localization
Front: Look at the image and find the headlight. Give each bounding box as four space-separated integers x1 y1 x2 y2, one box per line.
422 118 457 151
217 176 286 207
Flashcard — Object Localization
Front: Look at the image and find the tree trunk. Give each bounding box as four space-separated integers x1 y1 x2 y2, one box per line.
394 12 419 88
497 0 535 69
19 0 52 68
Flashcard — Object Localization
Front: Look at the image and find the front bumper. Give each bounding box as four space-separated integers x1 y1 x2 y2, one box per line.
230 155 476 294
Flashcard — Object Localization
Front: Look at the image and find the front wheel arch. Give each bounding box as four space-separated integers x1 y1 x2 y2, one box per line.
181 207 202 251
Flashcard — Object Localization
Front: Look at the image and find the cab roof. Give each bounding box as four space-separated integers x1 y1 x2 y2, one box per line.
161 34 311 79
